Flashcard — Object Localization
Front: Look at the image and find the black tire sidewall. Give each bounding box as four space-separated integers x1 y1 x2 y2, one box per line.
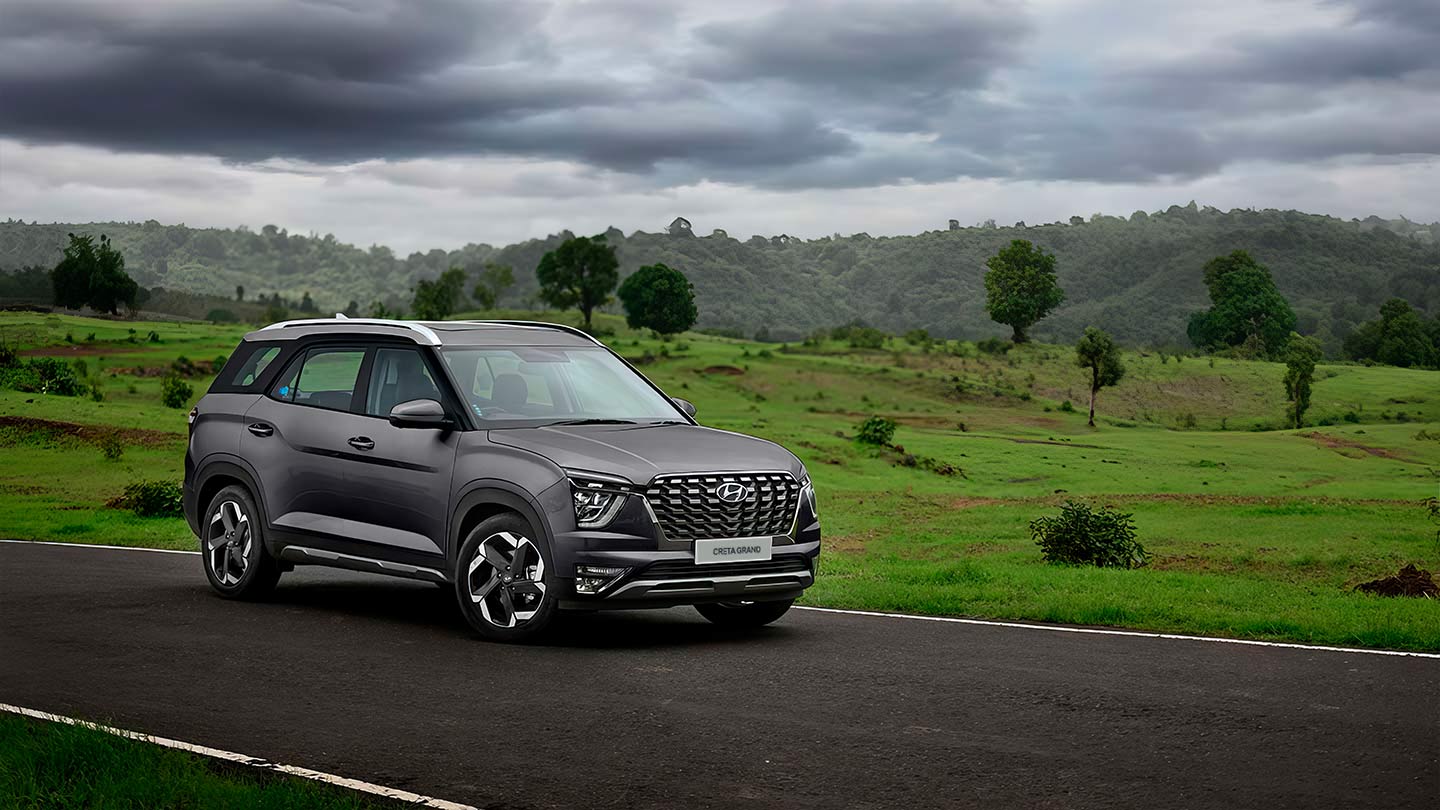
454 513 558 642
200 484 277 599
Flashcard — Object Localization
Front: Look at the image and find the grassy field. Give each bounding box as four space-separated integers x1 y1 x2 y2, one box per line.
0 713 411 809
2 310 1438 649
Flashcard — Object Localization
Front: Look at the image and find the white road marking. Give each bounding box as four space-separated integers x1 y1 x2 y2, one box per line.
0 703 477 810
794 606 1440 659
5 539 1436 659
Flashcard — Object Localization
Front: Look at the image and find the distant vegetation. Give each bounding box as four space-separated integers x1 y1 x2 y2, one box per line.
4 204 1437 351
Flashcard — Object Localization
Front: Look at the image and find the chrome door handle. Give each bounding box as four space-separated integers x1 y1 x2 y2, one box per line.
347 436 374 451
247 423 273 437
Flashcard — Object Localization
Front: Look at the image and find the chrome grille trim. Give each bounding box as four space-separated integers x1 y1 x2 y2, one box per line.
644 471 802 542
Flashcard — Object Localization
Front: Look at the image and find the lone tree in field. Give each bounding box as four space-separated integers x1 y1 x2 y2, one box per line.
1282 332 1323 428
1186 250 1295 358
983 239 1064 343
536 235 619 330
1074 326 1125 427
51 233 138 315
617 263 698 337
411 267 467 321
471 262 515 311
235 284 245 302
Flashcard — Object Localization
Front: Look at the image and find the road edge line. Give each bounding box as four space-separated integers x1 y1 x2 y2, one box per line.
8 539 1435 659
794 606 1440 659
0 703 477 810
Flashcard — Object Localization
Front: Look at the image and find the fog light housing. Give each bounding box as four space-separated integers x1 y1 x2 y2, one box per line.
574 564 629 595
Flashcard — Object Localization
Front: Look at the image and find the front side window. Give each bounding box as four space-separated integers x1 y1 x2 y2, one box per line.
365 347 441 416
440 346 682 428
272 348 365 412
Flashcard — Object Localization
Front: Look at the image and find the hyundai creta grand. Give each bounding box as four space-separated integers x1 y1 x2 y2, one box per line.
183 318 821 641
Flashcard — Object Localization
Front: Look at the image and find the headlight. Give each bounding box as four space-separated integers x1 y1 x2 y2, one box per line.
567 471 630 529
799 470 817 518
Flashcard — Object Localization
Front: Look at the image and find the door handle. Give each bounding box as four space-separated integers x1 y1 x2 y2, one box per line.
347 436 375 451
247 423 273 438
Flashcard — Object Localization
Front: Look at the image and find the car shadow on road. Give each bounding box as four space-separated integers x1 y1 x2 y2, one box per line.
251 575 805 651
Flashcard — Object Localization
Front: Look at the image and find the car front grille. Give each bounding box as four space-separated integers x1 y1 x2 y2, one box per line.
645 472 801 541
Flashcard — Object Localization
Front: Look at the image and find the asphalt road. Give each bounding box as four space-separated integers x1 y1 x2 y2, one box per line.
2 541 1437 809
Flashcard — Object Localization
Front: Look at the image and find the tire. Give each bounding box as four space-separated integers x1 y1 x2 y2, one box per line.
695 598 794 628
454 512 557 642
200 484 282 600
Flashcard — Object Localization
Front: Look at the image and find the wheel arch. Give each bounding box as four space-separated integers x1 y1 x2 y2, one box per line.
193 456 270 544
450 482 557 570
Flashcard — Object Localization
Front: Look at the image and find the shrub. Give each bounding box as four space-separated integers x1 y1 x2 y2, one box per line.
118 480 183 517
1058 400 1075 413
1176 412 1198 430
160 373 193 409
213 354 228 372
976 337 1011 355
0 340 16 369
0 358 88 397
1030 500 1149 568
904 328 931 345
146 330 160 343
98 432 124 462
1343 411 1360 423
856 415 897 446
205 308 238 323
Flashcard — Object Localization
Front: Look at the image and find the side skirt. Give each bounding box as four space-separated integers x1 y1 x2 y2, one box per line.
277 545 449 584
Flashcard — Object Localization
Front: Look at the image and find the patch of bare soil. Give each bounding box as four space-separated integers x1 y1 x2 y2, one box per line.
701 365 745 375
0 415 182 447
1302 431 1417 463
1356 564 1438 598
124 360 221 378
948 493 1414 510
20 344 135 357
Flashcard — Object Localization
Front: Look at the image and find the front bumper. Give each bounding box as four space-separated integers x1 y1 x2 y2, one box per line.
555 540 819 609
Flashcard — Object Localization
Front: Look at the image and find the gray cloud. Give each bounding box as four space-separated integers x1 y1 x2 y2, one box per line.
0 0 1437 194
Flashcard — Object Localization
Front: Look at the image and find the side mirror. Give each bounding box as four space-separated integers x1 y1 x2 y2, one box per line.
389 398 451 429
671 397 697 418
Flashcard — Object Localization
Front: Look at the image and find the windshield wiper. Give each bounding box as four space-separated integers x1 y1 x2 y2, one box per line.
546 418 638 426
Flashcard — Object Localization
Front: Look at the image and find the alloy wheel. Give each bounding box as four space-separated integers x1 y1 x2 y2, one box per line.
467 531 546 628
207 500 251 586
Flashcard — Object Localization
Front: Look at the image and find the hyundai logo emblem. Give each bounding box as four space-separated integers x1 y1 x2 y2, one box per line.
714 482 752 504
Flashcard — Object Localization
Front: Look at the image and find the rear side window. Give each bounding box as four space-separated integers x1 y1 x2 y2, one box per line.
209 343 284 393
272 348 365 412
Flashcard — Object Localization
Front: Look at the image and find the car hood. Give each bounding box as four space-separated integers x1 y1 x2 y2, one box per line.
487 424 803 485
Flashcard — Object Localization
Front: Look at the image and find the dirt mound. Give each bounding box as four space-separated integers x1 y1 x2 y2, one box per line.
701 365 745 376
1302 431 1416 463
0 415 182 447
1356 564 1439 598
20 344 135 357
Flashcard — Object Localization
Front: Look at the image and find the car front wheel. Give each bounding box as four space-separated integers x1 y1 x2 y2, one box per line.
454 513 557 642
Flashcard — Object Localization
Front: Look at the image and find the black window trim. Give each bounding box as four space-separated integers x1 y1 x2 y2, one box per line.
352 342 470 426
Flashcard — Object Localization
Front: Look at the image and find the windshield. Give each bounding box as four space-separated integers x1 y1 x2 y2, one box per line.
440 346 685 428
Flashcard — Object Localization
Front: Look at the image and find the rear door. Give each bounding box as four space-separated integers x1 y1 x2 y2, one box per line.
241 344 370 552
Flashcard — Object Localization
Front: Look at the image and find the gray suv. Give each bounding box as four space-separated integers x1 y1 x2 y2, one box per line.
183 318 820 641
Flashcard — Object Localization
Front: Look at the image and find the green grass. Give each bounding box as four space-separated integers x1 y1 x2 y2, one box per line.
4 310 1440 649
0 713 409 809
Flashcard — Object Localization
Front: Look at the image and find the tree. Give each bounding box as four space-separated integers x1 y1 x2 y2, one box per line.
235 285 244 302
536 235 619 330
1186 251 1295 358
1342 298 1438 368
983 239 1064 343
51 233 138 315
1074 326 1125 427
343 300 361 318
411 267 467 321
617 263 698 336
1282 333 1323 428
298 291 318 314
471 262 515 311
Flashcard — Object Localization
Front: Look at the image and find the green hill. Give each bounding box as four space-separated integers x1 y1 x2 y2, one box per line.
3 203 1437 352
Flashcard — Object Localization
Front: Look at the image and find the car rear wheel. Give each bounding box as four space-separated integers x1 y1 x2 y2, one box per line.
454 513 557 642
201 484 281 599
695 598 794 628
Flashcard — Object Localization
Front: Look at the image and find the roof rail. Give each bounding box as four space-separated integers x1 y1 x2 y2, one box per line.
456 320 606 347
258 317 441 346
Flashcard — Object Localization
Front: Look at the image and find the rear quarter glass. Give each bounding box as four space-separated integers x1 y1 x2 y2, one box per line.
208 342 287 394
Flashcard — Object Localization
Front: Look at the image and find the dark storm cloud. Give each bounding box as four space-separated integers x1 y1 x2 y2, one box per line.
0 0 853 171
1 0 1437 190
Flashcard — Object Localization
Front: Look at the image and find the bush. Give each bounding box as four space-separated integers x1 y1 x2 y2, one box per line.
856 415 897 446
98 433 124 462
146 330 160 343
0 358 89 397
1030 500 1149 568
205 308 238 323
118 480 183 518
976 337 1011 355
1058 400 1075 413
160 373 193 409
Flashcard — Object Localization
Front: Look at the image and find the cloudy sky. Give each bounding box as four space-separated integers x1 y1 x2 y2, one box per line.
1 0 1437 252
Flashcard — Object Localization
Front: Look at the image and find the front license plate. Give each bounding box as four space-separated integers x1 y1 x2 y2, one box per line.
694 537 773 564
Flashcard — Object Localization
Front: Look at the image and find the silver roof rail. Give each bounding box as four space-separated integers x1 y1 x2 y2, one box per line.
458 319 606 347
258 317 441 346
